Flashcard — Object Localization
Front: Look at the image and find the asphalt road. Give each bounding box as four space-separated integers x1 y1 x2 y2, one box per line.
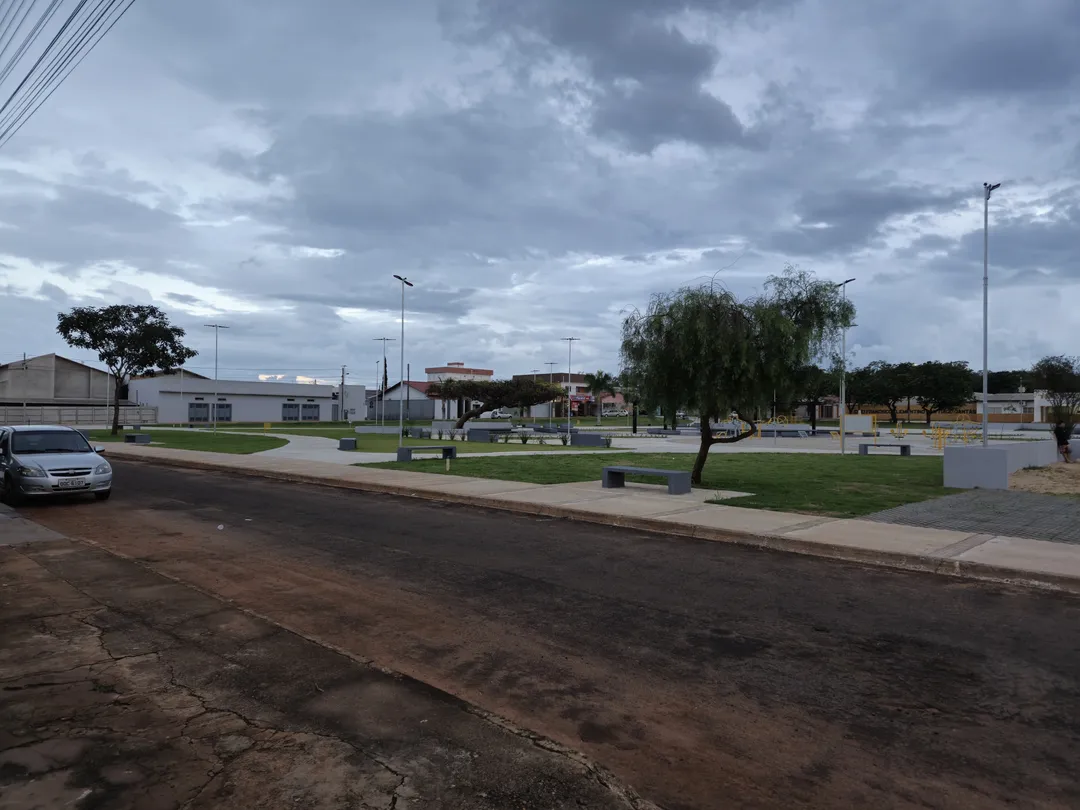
23 460 1080 810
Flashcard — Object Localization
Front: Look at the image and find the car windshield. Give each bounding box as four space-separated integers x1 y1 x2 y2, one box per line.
11 430 92 455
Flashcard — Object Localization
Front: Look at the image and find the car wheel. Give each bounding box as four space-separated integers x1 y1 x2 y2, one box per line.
1 475 22 507
94 490 112 502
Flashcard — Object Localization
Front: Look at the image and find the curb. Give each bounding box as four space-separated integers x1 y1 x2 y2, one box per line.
108 449 1080 596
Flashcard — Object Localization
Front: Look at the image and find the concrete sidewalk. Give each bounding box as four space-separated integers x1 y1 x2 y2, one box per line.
91 443 1080 593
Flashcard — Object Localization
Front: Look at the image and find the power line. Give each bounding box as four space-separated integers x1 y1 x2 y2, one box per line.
0 0 137 150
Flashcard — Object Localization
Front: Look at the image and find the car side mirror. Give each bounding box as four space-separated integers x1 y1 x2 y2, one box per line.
94 447 105 454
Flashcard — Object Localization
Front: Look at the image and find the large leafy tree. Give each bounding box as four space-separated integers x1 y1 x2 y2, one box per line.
621 266 854 484
1031 355 1080 431
861 361 917 424
913 360 973 424
57 305 197 435
428 378 563 428
582 370 618 424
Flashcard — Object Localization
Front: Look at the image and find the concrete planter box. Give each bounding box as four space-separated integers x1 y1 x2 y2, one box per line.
124 433 152 444
354 426 400 435
466 429 502 443
944 441 1060 489
338 438 357 451
571 432 609 447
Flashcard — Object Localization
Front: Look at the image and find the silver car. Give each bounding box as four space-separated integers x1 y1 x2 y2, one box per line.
0 425 112 505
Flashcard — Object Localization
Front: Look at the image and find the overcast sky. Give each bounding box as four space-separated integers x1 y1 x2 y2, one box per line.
1 0 1077 387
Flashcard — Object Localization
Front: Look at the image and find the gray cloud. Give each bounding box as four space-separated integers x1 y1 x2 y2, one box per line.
0 0 1078 384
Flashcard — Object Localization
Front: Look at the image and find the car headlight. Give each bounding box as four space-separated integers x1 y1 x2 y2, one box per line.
16 464 47 478
94 461 111 475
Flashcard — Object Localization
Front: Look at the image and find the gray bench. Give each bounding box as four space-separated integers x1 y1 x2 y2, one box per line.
602 466 692 495
859 442 911 456
571 432 609 447
124 433 152 444
396 445 458 462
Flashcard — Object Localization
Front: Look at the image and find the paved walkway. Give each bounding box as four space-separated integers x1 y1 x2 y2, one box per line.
869 490 1080 545
81 443 1080 592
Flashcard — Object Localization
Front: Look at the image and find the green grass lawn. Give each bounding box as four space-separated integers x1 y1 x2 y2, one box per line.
89 430 287 455
197 426 606 453
364 452 955 517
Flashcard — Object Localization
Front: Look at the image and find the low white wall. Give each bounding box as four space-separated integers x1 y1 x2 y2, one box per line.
354 426 400 435
944 441 1061 490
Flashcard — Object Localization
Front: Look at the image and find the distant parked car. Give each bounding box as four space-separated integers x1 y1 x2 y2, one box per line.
0 425 112 506
482 409 514 419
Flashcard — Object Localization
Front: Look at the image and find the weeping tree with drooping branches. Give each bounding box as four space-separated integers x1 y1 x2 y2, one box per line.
620 266 854 485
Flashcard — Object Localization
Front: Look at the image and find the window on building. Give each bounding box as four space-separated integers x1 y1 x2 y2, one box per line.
282 403 300 421
188 403 210 423
301 403 320 421
215 403 232 422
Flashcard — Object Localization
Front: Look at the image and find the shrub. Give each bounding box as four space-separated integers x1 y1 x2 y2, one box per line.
537 435 547 445
604 436 613 448
560 434 570 446
520 434 529 444
501 433 511 443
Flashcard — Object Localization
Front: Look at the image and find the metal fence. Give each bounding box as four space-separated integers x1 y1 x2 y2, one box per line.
0 405 158 426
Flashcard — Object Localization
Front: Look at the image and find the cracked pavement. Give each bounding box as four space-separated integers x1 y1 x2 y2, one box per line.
0 540 651 809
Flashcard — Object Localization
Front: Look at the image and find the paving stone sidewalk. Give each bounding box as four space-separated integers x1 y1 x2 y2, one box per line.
868 490 1080 545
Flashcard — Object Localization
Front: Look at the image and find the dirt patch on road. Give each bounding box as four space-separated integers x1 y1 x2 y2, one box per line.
27 491 1080 810
1010 461 1080 495
1 541 649 810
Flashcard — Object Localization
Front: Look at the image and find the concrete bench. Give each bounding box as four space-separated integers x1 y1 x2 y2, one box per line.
396 445 457 462
338 438 357 451
602 466 692 495
859 442 911 456
124 433 152 444
467 428 513 443
571 432 609 447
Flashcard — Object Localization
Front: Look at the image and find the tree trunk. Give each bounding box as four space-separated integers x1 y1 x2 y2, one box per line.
111 373 122 436
632 404 638 435
453 404 487 430
691 419 716 485
924 409 933 426
888 403 899 424
596 393 601 426
808 401 818 431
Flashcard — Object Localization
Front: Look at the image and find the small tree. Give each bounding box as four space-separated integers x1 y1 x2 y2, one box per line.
1031 355 1080 431
582 370 617 425
913 361 973 425
428 378 563 429
621 266 853 484
791 364 836 431
57 305 197 435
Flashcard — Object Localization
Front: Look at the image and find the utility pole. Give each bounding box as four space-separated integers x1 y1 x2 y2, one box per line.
982 182 1001 447
372 338 396 427
406 363 411 421
21 353 27 425
340 365 347 422
561 338 579 436
545 361 558 425
204 324 229 434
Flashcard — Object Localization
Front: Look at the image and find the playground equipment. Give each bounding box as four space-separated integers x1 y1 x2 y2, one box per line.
929 419 980 451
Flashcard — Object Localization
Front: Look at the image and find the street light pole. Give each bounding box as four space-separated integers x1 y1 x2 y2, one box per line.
982 182 1001 447
204 324 229 434
545 361 557 426
834 279 855 455
561 338 579 436
393 275 413 446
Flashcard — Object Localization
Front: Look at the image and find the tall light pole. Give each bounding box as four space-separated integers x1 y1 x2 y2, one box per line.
393 275 413 446
545 361 558 425
982 182 1001 447
834 280 855 455
372 337 396 426
561 338 579 435
204 324 229 434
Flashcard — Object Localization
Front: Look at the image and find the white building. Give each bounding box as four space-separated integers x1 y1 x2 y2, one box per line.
129 371 366 424
372 362 494 420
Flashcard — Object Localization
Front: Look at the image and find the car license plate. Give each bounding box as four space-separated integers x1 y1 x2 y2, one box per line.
58 478 86 489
